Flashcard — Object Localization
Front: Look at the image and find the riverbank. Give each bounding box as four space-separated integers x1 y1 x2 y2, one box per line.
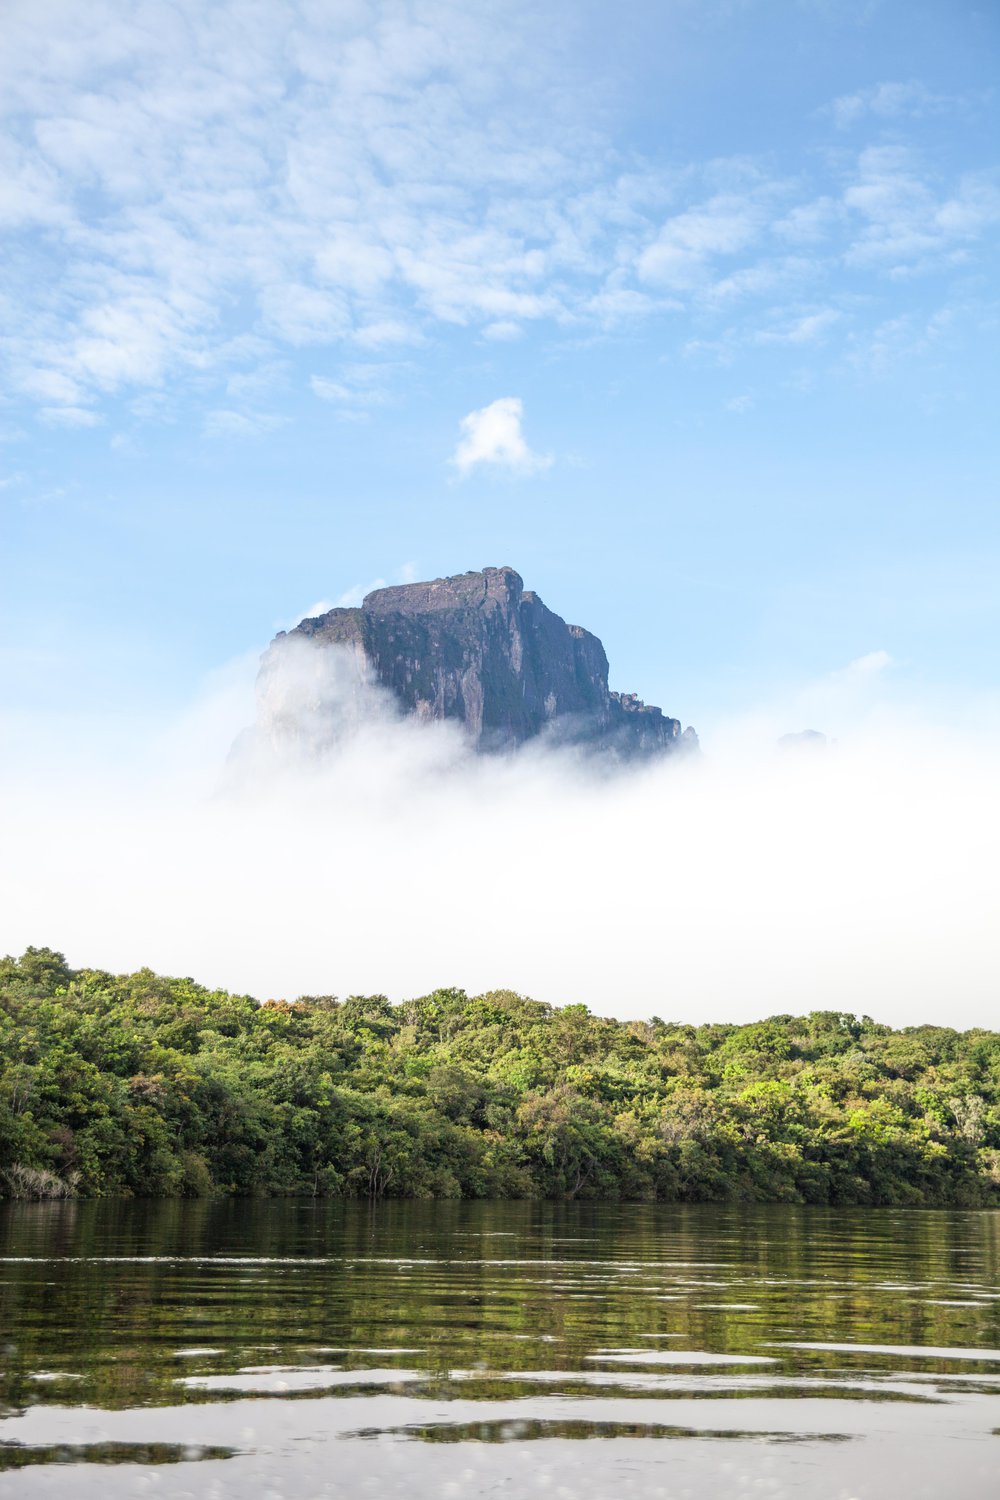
3 947 997 1204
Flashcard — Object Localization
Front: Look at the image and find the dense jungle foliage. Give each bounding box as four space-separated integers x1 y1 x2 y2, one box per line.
2 947 999 1205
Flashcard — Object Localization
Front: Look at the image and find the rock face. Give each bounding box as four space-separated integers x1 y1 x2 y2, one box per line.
256 566 696 760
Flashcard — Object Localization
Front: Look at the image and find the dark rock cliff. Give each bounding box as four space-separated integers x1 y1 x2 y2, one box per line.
256 566 696 760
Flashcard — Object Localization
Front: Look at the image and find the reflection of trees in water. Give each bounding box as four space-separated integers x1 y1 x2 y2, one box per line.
1 1198 999 1420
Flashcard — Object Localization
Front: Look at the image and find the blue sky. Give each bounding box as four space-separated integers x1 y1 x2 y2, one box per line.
4 0 1000 1015
3 0 999 743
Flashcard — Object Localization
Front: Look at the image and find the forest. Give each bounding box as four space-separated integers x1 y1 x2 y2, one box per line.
2 946 998 1205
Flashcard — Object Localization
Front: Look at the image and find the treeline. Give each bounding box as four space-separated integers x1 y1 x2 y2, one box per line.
2 947 999 1205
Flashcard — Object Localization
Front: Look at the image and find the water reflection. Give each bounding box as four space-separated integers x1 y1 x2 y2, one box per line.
0 1201 998 1496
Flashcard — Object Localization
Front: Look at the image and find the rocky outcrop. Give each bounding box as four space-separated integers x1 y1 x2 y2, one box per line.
255 566 696 760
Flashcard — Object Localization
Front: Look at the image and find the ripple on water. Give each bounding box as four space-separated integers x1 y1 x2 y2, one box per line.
1 1201 999 1499
177 1366 425 1393
587 1350 777 1366
773 1342 1000 1361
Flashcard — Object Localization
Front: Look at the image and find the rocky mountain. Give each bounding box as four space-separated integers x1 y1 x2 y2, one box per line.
252 565 696 761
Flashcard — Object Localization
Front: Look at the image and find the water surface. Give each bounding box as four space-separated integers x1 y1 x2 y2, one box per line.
1 1200 998 1497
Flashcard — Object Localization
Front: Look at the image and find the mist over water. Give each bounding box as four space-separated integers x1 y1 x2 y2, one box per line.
4 638 1000 1027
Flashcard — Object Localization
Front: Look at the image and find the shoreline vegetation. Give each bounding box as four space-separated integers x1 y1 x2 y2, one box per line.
2 947 998 1206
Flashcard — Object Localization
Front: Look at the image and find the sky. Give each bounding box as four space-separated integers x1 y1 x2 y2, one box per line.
2 0 1000 1019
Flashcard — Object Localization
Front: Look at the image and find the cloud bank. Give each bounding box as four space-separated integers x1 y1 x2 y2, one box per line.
3 642 999 1030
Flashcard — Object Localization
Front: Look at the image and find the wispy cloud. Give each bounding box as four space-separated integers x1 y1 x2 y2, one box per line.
774 197 844 245
756 309 842 345
829 81 961 130
843 649 893 676
637 194 767 291
450 397 551 478
203 409 284 439
843 148 1000 273
282 564 419 628
38 405 101 428
842 305 964 378
1 0 634 419
311 374 384 412
1 6 997 422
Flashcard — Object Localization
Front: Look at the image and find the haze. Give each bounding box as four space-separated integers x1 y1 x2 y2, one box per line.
4 640 998 1028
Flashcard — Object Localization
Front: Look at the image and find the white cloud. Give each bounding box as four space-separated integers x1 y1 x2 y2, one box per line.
225 363 288 401
683 302 844 365
259 285 351 346
333 580 386 609
310 365 398 422
584 287 664 325
637 195 765 289
293 599 335 623
350 319 422 350
450 396 552 478
313 239 395 296
5 651 1000 1028
481 319 524 341
38 405 101 428
311 375 383 404
844 649 893 676
773 197 843 245
22 368 85 405
0 0 643 416
756 308 842 345
279 565 420 629
707 256 823 308
830 81 958 130
203 409 283 439
844 306 959 377
843 150 1000 273
0 4 996 421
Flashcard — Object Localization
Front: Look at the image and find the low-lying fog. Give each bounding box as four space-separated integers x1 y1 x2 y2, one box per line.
4 639 998 1027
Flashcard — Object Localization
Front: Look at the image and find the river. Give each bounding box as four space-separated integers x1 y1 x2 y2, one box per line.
1 1200 998 1497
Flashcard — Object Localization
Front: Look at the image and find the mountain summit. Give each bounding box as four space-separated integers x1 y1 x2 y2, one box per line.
254 566 696 761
